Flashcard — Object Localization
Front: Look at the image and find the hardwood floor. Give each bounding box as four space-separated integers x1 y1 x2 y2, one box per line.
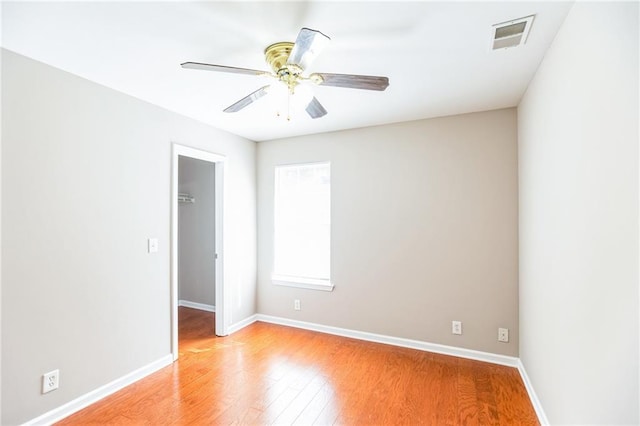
57 308 539 425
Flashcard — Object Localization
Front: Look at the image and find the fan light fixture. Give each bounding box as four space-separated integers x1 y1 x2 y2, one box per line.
263 41 318 120
266 81 314 121
181 28 389 120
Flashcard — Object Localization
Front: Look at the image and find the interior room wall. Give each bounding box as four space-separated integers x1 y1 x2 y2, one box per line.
1 49 257 425
178 156 216 308
518 2 639 424
257 108 519 357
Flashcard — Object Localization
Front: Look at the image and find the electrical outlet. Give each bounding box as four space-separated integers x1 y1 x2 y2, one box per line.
42 369 59 394
452 321 462 335
294 299 301 311
498 328 509 343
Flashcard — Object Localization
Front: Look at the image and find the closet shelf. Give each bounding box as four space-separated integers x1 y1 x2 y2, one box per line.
178 193 195 204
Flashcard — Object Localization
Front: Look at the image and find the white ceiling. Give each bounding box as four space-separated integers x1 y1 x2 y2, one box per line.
1 1 573 142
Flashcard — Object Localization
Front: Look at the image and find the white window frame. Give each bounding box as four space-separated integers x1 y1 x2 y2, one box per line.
272 161 334 292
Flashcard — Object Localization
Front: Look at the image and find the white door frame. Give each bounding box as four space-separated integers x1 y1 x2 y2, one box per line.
171 144 228 361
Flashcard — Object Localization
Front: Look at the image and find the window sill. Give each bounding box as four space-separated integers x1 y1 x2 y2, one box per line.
272 275 334 292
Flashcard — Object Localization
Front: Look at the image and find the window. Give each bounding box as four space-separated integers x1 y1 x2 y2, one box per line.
272 162 332 291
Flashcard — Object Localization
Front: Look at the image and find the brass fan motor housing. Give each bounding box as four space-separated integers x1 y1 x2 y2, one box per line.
264 42 294 74
264 41 311 90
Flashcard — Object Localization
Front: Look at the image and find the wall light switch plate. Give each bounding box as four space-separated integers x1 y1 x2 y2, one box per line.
148 238 159 253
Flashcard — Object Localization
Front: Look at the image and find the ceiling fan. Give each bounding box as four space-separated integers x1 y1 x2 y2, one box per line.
181 28 389 120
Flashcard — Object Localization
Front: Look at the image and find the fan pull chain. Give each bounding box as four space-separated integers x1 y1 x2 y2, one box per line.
287 86 292 121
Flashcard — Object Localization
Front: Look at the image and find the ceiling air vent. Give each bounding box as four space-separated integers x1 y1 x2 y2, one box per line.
491 15 535 50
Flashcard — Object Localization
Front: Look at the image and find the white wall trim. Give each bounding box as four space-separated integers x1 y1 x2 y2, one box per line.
517 359 550 425
272 276 334 292
255 314 519 367
227 314 258 335
24 354 173 426
178 300 215 313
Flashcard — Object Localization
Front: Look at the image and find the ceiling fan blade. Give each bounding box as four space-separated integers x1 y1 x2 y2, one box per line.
305 97 328 119
286 28 331 71
223 85 270 113
181 62 268 76
313 73 389 91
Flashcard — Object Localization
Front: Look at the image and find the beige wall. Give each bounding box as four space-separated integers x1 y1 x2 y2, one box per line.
257 108 519 356
1 50 257 424
518 2 639 424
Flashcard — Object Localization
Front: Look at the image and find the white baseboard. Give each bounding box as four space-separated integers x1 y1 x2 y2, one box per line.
517 359 549 425
227 314 258 335
178 300 215 312
25 354 173 426
255 314 519 368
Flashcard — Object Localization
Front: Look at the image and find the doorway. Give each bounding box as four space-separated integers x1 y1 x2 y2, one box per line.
171 144 227 361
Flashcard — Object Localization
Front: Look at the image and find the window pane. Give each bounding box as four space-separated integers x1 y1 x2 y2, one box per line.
274 162 330 280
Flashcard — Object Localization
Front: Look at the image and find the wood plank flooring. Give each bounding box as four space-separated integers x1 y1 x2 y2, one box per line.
57 307 539 425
